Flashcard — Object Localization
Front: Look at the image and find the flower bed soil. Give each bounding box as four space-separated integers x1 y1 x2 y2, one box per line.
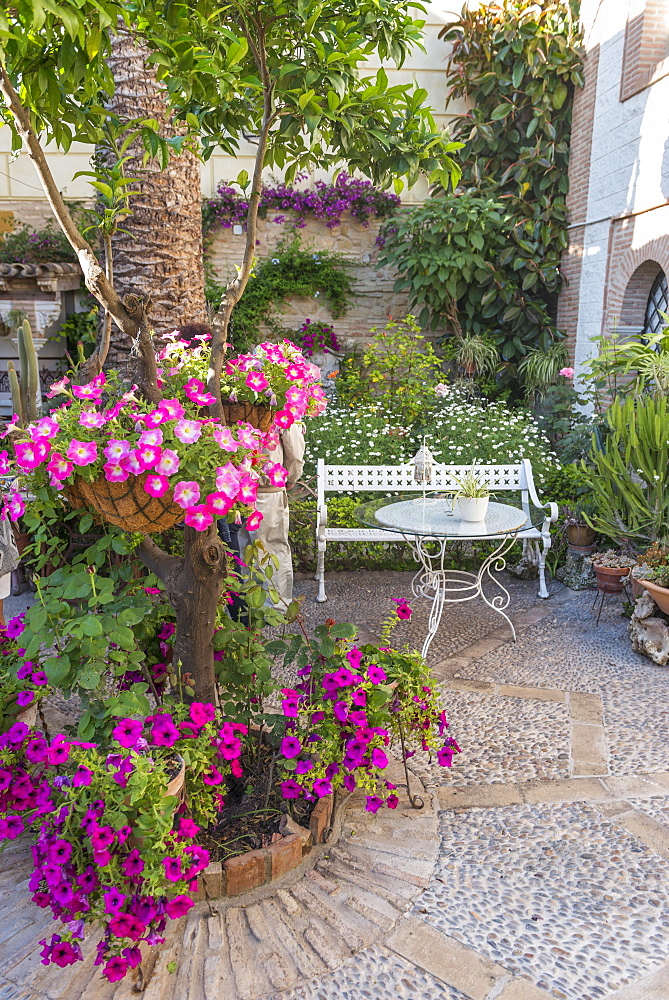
195 739 333 898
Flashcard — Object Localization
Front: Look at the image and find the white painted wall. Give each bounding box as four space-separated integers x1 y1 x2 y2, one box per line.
0 4 465 214
573 0 669 376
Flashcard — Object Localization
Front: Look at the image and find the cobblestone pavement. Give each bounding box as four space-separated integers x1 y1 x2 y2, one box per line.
1 575 669 999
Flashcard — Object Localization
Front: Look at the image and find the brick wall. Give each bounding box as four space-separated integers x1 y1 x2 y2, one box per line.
209 212 432 346
620 0 669 101
600 207 669 332
557 44 600 359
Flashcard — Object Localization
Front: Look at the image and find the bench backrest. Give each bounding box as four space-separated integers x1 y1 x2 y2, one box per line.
317 457 534 511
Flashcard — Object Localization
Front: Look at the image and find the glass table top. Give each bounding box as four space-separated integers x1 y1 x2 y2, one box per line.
354 495 534 539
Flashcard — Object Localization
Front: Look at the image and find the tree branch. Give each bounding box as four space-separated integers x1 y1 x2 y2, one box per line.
137 535 182 583
208 22 273 412
0 66 139 341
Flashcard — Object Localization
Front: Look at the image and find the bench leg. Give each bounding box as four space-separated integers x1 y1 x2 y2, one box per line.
315 544 327 602
538 536 550 600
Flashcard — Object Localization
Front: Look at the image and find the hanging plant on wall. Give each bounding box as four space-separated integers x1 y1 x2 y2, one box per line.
206 239 355 350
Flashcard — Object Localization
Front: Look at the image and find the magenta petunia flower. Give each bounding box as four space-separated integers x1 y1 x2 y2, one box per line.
165 895 194 920
49 939 81 968
312 778 332 797
112 718 143 749
121 849 144 877
386 794 399 809
144 474 170 498
370 747 388 769
236 476 258 504
274 409 295 430
190 702 216 727
205 491 234 516
73 765 93 787
0 814 24 839
295 759 313 774
25 736 48 762
280 735 302 758
245 371 269 392
245 510 263 531
103 956 128 982
16 690 34 707
150 715 179 747
178 817 200 838
91 826 115 850
184 505 213 531
392 598 412 620
49 839 73 865
437 746 454 767
162 856 183 882
174 419 202 444
67 439 98 467
7 720 29 743
367 664 387 684
365 795 383 813
333 700 349 723
173 481 200 509
155 448 180 476
280 779 302 799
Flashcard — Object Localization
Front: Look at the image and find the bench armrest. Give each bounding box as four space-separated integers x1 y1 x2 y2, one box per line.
316 502 328 543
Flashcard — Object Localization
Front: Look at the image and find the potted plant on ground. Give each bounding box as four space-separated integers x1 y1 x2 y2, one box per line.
453 333 500 379
590 549 637 593
632 544 669 612
564 501 598 552
454 463 491 522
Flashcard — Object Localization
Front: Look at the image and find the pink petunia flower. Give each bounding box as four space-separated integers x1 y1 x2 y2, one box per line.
79 410 107 429
47 453 73 481
134 444 162 470
173 481 200 509
33 416 60 438
67 439 98 467
212 427 239 452
144 474 170 498
158 398 184 421
236 475 258 504
184 378 216 405
236 423 260 448
103 439 131 462
215 463 241 498
155 448 180 475
5 492 25 521
14 439 49 471
245 371 269 392
263 462 288 487
174 419 202 444
184 505 213 531
103 462 129 483
46 376 70 398
138 428 163 447
122 451 144 476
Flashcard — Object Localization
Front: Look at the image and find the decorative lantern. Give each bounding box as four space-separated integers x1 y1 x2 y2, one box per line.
413 442 434 485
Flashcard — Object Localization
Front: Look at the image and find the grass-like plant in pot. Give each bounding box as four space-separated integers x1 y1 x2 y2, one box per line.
453 463 491 523
564 500 599 550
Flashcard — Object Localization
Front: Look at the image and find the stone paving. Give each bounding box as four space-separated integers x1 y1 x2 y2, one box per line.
1 574 669 999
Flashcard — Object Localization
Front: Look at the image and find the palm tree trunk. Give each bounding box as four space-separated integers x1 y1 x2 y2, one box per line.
103 28 207 362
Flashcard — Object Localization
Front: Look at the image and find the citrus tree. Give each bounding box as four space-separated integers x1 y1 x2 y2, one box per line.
0 0 461 700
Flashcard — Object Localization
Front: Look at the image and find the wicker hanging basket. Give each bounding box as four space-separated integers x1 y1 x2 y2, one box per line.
65 473 184 534
221 400 275 432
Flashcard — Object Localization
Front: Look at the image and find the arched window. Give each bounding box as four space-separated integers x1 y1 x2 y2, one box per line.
642 270 669 338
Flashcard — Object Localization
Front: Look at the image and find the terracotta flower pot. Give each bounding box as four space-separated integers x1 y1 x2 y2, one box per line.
638 578 669 614
222 401 274 432
66 474 184 534
593 564 630 594
567 523 596 548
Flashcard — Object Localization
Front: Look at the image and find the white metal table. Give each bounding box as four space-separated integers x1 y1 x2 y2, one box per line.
354 496 531 659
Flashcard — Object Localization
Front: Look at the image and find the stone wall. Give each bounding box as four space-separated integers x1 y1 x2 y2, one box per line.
208 211 438 347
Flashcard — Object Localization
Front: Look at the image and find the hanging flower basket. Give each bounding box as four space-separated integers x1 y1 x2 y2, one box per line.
221 400 275 432
66 473 184 534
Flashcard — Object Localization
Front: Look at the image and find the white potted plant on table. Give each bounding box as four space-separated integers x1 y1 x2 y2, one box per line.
454 464 491 523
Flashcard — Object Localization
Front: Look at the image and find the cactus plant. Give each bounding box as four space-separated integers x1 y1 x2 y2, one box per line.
7 319 39 426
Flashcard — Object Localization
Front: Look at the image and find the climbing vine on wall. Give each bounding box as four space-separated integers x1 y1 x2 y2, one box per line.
437 0 584 362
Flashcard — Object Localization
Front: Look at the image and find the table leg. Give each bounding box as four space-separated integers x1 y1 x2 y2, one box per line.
476 534 518 641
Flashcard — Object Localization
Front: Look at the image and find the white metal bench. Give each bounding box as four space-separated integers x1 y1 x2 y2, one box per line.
315 455 558 603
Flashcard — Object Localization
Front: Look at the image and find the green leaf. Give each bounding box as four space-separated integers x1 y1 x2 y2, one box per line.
553 84 568 109
490 104 510 120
